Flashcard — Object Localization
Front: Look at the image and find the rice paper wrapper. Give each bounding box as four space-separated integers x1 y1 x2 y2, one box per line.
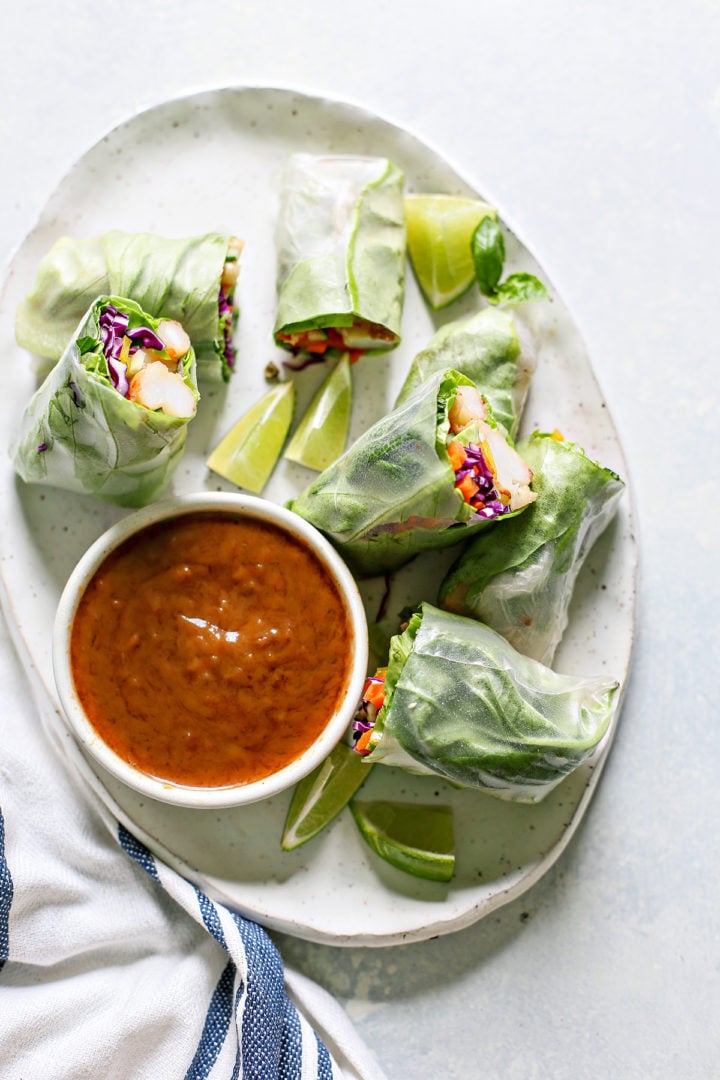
365 603 619 803
11 295 198 508
395 307 536 441
15 231 233 380
287 369 522 577
273 154 406 345
439 433 625 666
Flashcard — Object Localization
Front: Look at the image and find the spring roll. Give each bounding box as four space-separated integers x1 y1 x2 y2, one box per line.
287 369 536 577
439 432 625 666
15 231 242 381
274 154 406 357
12 295 199 508
394 307 536 441
352 603 618 803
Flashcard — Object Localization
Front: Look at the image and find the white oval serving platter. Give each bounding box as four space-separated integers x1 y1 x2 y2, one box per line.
0 86 636 947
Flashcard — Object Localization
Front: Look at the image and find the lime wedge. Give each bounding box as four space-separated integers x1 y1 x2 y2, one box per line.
206 380 295 493
405 194 497 309
281 742 372 851
283 353 352 471
350 799 455 883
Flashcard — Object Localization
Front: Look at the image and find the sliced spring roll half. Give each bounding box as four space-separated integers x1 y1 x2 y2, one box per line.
12 295 199 508
274 154 406 358
439 432 625 666
15 231 243 381
287 369 536 577
394 307 536 442
353 603 619 803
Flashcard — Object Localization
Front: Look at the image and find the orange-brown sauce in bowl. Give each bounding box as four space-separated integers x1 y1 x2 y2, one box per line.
70 512 354 788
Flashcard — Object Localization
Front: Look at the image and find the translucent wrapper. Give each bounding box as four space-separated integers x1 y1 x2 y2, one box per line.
273 154 406 350
287 369 531 577
364 603 618 803
11 296 199 508
15 231 238 381
395 307 536 441
439 432 625 665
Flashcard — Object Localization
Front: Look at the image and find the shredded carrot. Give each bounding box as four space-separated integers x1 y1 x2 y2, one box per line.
364 680 385 709
446 440 466 471
355 729 374 754
325 328 346 349
304 339 330 354
456 474 480 502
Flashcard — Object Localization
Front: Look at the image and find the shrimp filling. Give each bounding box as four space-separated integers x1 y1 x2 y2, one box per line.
447 386 535 520
97 304 195 419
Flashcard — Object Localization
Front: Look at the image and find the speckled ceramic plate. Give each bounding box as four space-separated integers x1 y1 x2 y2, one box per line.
0 86 636 947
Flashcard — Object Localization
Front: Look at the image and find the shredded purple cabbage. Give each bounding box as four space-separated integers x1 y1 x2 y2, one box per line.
352 714 375 744
127 325 164 351
352 720 374 746
452 441 510 520
97 304 163 397
98 306 131 394
106 356 129 397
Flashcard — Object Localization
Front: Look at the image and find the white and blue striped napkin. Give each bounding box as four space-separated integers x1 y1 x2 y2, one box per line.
0 615 387 1080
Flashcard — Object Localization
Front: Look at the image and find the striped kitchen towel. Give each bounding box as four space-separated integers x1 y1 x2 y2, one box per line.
0 614 387 1080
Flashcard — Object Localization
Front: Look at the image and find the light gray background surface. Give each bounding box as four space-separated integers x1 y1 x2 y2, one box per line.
1 4 718 1078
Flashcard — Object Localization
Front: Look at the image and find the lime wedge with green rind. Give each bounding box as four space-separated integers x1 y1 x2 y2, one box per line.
283 353 352 471
350 799 455 882
405 194 497 310
281 742 372 851
206 380 295 494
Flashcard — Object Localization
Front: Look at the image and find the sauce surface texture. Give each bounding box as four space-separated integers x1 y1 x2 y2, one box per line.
70 512 354 787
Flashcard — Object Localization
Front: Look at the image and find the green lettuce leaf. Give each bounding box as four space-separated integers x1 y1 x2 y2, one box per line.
15 237 109 362
439 433 625 665
274 155 406 347
15 232 234 380
11 295 199 508
365 603 618 802
394 307 536 441
288 369 528 577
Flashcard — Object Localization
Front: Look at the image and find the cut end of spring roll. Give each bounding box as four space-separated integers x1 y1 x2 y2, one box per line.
12 295 199 508
447 385 535 514
439 431 625 666
355 603 619 803
288 368 536 577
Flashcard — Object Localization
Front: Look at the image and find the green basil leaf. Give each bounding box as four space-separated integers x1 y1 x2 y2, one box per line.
493 273 549 306
471 217 505 296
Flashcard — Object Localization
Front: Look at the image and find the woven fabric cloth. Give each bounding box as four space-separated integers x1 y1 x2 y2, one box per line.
0 614 387 1080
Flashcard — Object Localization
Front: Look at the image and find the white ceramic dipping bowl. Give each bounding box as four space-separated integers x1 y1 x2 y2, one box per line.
52 492 369 809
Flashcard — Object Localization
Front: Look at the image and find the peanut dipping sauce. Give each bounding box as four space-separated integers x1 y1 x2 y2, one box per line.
70 512 354 787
